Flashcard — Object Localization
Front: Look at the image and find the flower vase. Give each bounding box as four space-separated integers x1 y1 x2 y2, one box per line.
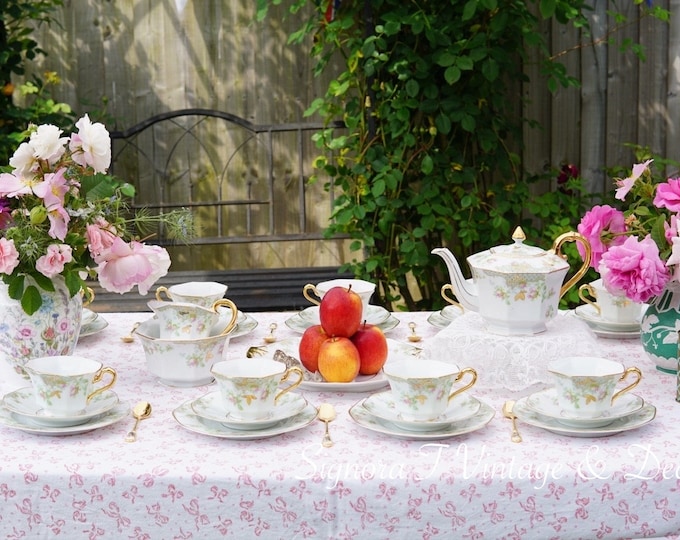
0 278 84 375
640 281 680 374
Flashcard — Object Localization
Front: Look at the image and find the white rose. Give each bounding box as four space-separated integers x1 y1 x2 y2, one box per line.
69 114 111 173
30 124 68 164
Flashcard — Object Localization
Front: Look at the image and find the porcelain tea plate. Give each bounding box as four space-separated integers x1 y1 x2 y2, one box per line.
573 304 644 332
349 399 495 440
512 399 656 438
427 305 464 329
190 391 307 430
0 403 130 436
82 308 98 326
285 308 400 334
173 400 318 440
257 338 421 392
522 388 644 428
79 313 109 339
2 387 120 427
229 311 259 339
361 391 482 432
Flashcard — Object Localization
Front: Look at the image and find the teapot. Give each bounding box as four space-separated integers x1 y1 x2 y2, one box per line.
432 227 591 335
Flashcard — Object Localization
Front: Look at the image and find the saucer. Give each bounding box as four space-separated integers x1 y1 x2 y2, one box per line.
512 399 656 437
299 304 391 325
285 311 400 334
522 388 644 428
2 388 120 428
173 400 317 440
573 304 644 332
82 308 98 326
349 399 494 440
190 391 307 430
427 305 464 329
79 314 109 339
0 403 130 436
361 391 481 431
257 338 421 392
229 312 258 339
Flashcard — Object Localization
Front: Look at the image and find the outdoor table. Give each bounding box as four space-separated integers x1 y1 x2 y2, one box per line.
0 309 678 539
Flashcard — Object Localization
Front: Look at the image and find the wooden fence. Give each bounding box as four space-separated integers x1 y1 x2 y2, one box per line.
19 0 680 269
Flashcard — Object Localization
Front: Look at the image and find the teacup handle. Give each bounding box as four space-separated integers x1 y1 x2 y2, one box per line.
551 231 592 299
82 287 95 307
275 366 304 403
155 286 171 301
577 283 601 315
211 299 239 336
441 284 464 312
447 367 477 403
87 367 117 403
302 284 321 306
611 366 642 404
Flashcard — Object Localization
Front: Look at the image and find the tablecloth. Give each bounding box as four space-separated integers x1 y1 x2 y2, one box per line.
0 309 678 539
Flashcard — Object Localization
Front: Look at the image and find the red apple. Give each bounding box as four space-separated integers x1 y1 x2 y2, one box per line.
351 322 388 375
319 286 362 337
317 336 361 382
298 324 328 373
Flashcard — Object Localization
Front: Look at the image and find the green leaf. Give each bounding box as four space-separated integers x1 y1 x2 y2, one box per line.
421 155 434 175
539 0 557 19
444 66 461 85
405 79 419 97
462 0 477 21
21 285 42 316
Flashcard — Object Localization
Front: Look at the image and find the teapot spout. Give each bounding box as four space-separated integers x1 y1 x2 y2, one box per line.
431 247 479 312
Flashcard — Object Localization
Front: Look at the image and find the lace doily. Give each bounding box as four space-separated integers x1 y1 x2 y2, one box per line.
422 312 599 392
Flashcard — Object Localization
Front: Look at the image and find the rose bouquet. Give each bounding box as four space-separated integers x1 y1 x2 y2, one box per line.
0 114 191 315
577 158 680 304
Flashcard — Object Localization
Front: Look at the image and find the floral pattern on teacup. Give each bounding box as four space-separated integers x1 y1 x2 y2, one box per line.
219 378 278 413
554 376 617 410
32 374 90 406
390 378 450 413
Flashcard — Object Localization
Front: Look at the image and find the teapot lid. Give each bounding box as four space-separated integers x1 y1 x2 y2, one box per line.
467 227 569 273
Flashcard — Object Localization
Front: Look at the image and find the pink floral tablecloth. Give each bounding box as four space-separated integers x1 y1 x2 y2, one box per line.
0 310 679 539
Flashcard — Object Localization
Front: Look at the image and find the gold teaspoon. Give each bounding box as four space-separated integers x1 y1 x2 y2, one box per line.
407 322 422 342
125 401 152 442
121 322 140 343
264 323 278 344
318 403 336 448
502 400 522 443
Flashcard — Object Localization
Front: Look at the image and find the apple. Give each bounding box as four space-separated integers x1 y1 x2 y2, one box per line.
351 322 388 375
319 286 362 337
298 324 328 373
317 336 361 383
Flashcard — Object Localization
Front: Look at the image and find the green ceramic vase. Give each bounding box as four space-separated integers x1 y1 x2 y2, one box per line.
640 281 680 374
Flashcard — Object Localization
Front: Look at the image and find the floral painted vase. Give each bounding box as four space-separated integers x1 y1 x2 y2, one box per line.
0 277 84 375
640 281 680 374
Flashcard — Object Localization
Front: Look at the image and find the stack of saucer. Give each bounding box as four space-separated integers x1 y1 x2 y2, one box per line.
349 390 494 440
572 304 646 339
78 308 109 339
173 390 317 440
0 386 129 435
285 304 399 333
512 387 656 437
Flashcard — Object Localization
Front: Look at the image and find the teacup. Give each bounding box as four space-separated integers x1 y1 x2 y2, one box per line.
303 279 376 318
148 298 238 339
211 358 304 421
383 359 477 421
547 356 642 418
578 279 641 324
23 356 117 416
155 281 227 308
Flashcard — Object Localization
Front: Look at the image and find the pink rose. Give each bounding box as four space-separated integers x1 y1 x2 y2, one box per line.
615 159 653 200
0 238 20 275
86 219 118 261
653 177 680 212
96 238 170 294
600 235 670 303
36 244 73 278
577 204 627 269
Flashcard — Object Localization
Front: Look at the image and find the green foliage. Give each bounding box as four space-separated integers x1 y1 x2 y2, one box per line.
0 1 71 164
260 0 667 311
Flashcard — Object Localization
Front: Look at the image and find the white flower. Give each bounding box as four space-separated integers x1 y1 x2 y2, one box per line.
8 142 39 180
69 114 111 173
30 124 68 164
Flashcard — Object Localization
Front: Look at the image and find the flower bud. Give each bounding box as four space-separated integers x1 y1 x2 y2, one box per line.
29 206 48 225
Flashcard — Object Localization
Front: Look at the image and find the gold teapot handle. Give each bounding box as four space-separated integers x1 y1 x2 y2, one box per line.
551 231 592 299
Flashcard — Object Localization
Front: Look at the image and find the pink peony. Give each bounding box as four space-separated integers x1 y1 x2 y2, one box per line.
35 244 73 278
600 235 670 303
96 237 170 294
653 177 680 212
0 238 20 275
577 204 627 270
